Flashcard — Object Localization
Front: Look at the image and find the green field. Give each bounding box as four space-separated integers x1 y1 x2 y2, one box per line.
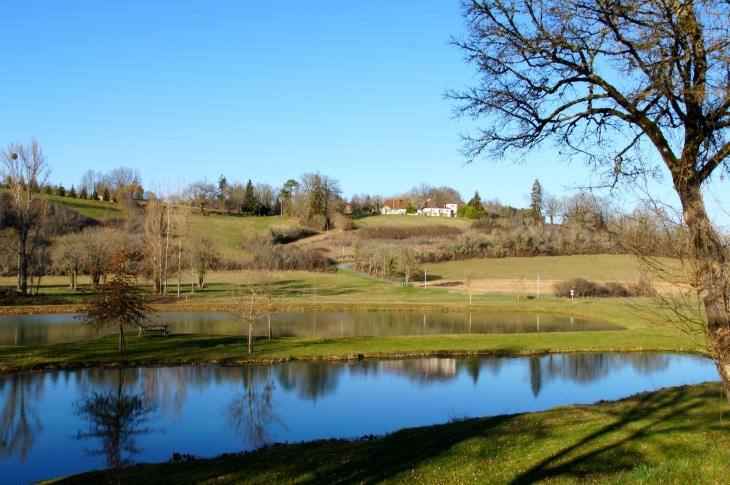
423 254 664 282
41 193 126 220
41 381 728 485
186 213 297 260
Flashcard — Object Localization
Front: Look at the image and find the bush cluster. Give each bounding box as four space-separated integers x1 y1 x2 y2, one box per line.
238 240 331 272
268 226 319 245
552 277 655 298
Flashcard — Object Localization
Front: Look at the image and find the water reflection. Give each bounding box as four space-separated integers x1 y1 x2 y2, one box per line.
0 312 623 345
225 367 285 448
0 354 716 485
0 374 43 463
73 369 157 468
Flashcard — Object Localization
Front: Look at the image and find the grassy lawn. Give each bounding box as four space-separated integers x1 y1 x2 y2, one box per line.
40 381 728 485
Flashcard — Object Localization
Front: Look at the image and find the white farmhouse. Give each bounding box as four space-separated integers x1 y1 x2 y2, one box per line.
417 199 457 217
381 198 410 215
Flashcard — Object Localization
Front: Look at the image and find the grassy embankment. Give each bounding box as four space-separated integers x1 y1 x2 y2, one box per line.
40 381 729 485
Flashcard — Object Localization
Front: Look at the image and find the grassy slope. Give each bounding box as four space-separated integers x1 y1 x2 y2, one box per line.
43 193 126 219
40 382 729 485
186 213 297 260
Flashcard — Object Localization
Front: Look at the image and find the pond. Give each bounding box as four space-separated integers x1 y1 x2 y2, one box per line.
0 353 717 485
0 311 622 345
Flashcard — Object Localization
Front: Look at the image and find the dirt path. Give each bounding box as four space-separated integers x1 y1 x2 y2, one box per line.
336 262 399 286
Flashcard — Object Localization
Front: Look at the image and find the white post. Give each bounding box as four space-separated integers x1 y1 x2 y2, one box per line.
537 275 540 299
570 289 575 303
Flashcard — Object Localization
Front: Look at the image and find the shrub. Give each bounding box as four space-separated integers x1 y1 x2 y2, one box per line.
268 226 318 245
552 278 636 298
238 240 331 272
331 212 354 231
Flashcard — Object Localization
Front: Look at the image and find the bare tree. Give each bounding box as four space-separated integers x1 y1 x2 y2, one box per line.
0 140 51 296
79 170 97 197
465 272 476 305
231 269 276 353
106 167 142 192
80 227 117 289
52 233 83 291
544 195 561 225
170 190 190 298
448 0 730 399
398 246 420 284
143 194 171 294
189 234 219 289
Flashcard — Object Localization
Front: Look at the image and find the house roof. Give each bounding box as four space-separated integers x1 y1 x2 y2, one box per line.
423 199 439 209
383 198 410 210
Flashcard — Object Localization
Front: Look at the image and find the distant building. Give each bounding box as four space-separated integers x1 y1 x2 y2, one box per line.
417 199 457 217
343 202 354 214
381 197 410 215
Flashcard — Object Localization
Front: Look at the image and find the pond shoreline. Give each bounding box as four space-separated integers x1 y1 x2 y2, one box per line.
0 332 705 373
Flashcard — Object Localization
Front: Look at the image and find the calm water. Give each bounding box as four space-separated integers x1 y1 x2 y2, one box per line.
0 312 622 345
0 353 717 485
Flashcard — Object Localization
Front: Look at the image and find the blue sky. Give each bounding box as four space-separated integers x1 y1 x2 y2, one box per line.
0 0 725 219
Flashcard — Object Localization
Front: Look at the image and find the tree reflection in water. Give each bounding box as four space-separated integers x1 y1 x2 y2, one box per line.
527 354 672 397
73 368 156 468
276 362 340 402
0 373 43 463
225 367 286 448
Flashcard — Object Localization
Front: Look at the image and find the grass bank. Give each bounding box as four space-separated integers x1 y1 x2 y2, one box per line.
39 381 728 485
0 325 701 372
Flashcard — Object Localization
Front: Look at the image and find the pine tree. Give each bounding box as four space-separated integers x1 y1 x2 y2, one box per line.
242 180 257 215
529 179 544 221
69 185 77 198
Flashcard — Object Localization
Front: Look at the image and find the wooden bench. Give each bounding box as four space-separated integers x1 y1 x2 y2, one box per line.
138 325 169 337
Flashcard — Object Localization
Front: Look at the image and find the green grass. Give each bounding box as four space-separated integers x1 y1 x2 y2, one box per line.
44 193 126 220
353 213 472 229
0 321 701 372
423 254 663 282
186 213 297 259
40 381 729 485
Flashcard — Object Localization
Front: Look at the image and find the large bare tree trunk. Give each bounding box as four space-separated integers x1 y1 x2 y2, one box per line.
677 178 730 402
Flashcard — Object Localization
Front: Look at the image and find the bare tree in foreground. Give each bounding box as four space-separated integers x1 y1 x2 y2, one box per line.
78 247 154 354
449 0 730 401
231 269 276 353
0 140 50 296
